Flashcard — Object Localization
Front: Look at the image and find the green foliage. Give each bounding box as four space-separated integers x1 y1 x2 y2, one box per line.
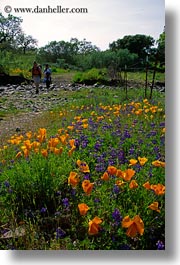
109 34 155 61
73 68 108 84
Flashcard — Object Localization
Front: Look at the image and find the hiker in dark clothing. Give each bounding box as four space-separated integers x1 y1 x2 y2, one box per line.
43 64 52 89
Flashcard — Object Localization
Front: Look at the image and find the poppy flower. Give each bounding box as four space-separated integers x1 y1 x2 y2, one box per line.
59 134 69 145
148 202 160 213
67 126 74 131
129 180 138 189
68 172 80 187
138 157 148 166
152 160 165 167
143 181 151 190
83 123 88 129
82 180 94 195
122 215 144 237
115 169 123 178
48 137 59 148
122 169 135 181
37 128 46 143
69 139 75 147
101 172 110 181
32 141 40 150
107 166 117 176
23 148 29 158
88 216 103 235
26 131 32 139
129 159 138 166
41 149 48 158
15 151 22 159
115 179 125 187
78 203 89 216
23 140 33 151
151 183 165 195
68 145 76 156
77 160 90 173
53 147 63 155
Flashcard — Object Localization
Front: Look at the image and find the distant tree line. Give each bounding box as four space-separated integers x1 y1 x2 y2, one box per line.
0 12 165 73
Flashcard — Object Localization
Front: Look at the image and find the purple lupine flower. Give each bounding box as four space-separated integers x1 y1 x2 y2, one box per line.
81 140 88 148
156 240 165 250
56 191 61 196
94 198 101 203
94 141 102 151
40 207 47 213
112 208 123 225
4 180 10 188
113 185 120 194
71 188 76 197
124 130 131 138
83 173 90 180
74 139 80 149
54 211 61 217
62 198 69 208
56 227 66 239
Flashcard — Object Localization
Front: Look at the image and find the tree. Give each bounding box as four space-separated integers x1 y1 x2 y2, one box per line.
0 13 23 46
109 34 155 62
37 38 100 67
16 33 38 54
156 27 165 69
37 40 73 63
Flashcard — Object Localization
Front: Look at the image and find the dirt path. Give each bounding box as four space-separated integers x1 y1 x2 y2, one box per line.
0 74 73 144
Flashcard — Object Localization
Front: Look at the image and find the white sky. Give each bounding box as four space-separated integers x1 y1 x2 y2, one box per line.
0 0 165 50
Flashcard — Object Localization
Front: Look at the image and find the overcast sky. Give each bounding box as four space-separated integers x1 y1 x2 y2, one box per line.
0 0 165 50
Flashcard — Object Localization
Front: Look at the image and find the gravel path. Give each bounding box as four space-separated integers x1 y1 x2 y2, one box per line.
0 75 74 144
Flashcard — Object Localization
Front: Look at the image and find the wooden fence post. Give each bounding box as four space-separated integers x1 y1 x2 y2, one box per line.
145 55 149 98
124 65 127 99
150 53 159 99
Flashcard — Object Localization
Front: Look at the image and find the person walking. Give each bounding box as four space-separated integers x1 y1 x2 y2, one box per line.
43 64 52 89
32 61 42 94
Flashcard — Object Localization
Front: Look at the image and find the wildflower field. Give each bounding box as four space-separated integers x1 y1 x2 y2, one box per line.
0 87 165 250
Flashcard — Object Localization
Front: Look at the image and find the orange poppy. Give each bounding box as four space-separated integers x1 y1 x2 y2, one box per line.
129 159 138 166
116 169 124 178
82 180 94 195
37 128 46 143
122 169 135 181
138 157 148 166
15 151 22 159
41 149 48 158
122 215 144 237
53 147 63 155
77 160 90 173
143 181 151 190
78 203 89 216
129 180 138 189
23 148 29 158
107 166 117 175
88 216 103 235
151 183 165 195
59 134 69 145
115 179 125 187
48 137 59 148
101 172 110 181
68 172 80 187
68 145 76 156
69 139 75 147
148 202 160 213
23 140 33 151
152 160 165 167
